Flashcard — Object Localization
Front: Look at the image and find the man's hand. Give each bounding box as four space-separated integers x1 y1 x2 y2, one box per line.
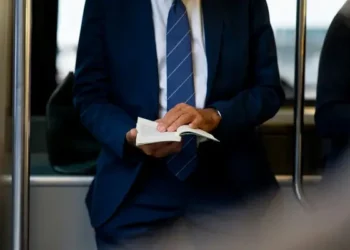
157 103 221 132
126 128 182 158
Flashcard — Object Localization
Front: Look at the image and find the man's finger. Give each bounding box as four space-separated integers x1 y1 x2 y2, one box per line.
139 145 154 156
158 103 196 131
168 113 194 132
158 110 183 131
126 128 137 144
146 142 170 151
138 142 172 156
153 142 182 158
189 116 203 129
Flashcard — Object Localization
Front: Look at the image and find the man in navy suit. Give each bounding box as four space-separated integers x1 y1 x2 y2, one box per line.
74 0 284 248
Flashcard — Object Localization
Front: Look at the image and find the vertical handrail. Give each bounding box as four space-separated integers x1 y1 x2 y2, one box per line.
293 0 308 206
12 0 31 248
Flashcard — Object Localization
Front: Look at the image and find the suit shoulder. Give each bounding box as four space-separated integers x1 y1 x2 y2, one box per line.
221 0 249 9
221 0 269 11
219 0 254 22
219 0 250 17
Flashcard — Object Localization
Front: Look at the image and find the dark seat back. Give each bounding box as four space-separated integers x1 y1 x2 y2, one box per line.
46 72 100 175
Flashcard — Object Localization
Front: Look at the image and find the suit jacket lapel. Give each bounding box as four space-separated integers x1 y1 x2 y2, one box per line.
138 0 160 119
202 0 224 104
118 0 159 119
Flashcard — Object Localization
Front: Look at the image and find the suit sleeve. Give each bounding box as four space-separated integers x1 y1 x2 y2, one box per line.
315 14 350 138
73 0 137 161
209 0 285 142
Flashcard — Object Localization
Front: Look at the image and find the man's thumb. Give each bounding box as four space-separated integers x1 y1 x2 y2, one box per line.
126 128 137 144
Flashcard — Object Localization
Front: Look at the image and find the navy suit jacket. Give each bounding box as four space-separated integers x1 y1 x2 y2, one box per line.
74 0 285 228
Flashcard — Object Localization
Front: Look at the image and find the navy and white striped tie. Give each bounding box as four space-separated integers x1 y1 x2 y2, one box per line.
166 0 197 181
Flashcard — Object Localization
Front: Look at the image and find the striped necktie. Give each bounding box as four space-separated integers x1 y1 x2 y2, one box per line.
166 0 197 181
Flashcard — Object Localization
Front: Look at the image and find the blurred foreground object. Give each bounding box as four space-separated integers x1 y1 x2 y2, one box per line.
259 147 350 250
167 148 350 250
116 148 350 250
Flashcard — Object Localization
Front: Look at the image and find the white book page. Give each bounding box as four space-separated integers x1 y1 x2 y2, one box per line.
135 118 181 146
176 125 219 142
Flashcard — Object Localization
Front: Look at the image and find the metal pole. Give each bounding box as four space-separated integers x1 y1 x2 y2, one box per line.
12 0 31 248
293 0 308 206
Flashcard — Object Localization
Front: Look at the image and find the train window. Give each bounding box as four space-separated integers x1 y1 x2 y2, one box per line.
55 0 347 101
56 0 85 82
267 0 346 101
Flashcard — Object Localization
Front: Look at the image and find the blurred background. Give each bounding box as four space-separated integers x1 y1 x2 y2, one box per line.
55 0 344 99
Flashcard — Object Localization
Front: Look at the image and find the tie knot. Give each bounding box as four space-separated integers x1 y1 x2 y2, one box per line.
173 0 183 8
172 0 184 12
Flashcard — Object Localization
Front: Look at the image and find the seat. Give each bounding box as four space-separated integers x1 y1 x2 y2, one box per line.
46 72 100 175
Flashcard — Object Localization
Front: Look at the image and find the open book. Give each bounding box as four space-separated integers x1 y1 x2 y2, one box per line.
136 117 219 146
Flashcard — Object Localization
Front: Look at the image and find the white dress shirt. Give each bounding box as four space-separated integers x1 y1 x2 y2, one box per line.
150 0 208 118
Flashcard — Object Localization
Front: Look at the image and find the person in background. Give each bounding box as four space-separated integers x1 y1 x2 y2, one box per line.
315 0 350 173
73 0 284 249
